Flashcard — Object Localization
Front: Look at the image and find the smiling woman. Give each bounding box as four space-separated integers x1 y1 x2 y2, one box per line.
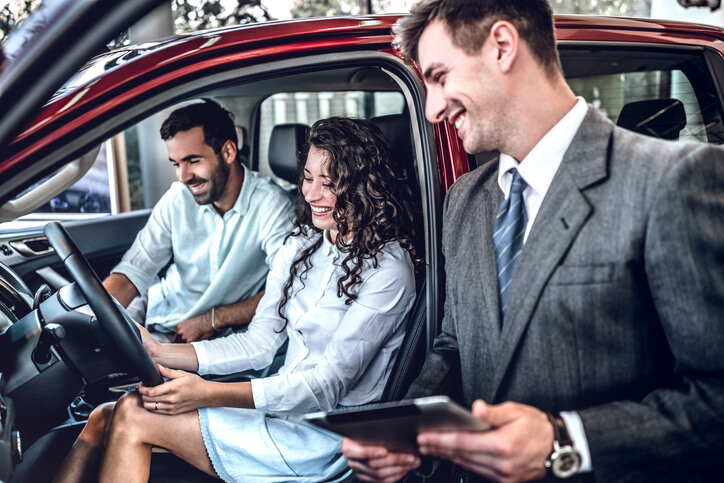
303 145 338 235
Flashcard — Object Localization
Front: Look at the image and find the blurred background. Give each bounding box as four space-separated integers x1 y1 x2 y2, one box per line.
2 0 724 48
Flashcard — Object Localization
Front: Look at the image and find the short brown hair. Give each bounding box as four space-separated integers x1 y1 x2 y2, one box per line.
393 0 561 77
160 99 238 156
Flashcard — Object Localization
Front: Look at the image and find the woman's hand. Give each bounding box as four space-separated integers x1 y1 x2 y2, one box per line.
138 364 210 415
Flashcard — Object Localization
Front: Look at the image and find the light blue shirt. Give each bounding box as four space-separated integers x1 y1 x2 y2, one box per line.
192 231 416 413
112 165 294 333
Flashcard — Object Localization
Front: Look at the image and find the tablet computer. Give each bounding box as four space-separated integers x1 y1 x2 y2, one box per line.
304 395 489 452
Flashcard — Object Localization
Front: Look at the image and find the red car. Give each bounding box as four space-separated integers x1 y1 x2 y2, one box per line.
1 2 723 481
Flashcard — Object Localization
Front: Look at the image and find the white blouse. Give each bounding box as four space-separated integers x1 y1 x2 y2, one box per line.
192 230 416 413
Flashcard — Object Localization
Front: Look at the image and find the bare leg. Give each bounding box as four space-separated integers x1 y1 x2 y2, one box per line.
54 402 116 483
98 391 216 483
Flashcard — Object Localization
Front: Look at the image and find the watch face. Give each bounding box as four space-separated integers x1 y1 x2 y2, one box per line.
552 447 581 479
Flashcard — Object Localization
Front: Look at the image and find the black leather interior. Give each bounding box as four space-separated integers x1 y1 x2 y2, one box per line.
268 123 308 184
370 113 415 171
381 280 427 402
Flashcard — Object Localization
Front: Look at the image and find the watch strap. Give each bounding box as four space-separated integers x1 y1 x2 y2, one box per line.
547 412 573 446
545 412 582 479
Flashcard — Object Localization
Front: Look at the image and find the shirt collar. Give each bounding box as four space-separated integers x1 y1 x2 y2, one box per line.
321 230 354 258
321 230 336 256
497 97 588 197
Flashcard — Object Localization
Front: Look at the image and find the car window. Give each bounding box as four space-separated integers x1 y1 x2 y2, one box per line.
257 91 406 183
0 143 115 232
563 47 721 144
470 46 724 169
38 144 113 215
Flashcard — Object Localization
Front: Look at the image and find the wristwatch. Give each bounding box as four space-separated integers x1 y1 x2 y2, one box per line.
545 413 581 479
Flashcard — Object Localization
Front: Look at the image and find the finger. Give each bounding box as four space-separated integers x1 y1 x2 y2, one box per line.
138 377 175 398
347 458 415 483
471 400 517 428
342 438 389 459
157 364 185 379
143 399 167 414
352 466 411 483
346 453 420 473
418 430 490 453
417 431 514 481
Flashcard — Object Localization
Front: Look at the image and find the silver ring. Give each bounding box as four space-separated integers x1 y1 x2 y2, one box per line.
155 401 158 410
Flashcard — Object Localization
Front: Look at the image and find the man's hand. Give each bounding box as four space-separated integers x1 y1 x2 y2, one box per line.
342 438 420 483
417 400 553 483
138 365 210 415
135 322 161 360
175 311 213 343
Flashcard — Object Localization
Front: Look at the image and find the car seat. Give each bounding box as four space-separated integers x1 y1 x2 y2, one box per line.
268 123 308 185
616 98 686 140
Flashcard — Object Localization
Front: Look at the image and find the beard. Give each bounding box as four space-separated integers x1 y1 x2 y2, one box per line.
186 154 230 205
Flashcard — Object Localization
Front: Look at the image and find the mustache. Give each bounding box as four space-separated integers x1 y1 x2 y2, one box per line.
185 177 207 185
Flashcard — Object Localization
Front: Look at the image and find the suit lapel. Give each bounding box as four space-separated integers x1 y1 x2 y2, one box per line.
486 107 613 402
479 168 504 334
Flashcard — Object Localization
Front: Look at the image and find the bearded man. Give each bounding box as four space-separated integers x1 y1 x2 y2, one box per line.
104 99 293 343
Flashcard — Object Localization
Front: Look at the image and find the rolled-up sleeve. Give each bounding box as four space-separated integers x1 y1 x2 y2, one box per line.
111 189 175 295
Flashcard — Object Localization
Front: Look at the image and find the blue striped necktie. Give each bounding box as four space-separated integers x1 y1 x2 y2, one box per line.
493 168 528 316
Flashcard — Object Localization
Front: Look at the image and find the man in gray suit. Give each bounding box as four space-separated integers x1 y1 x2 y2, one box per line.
343 0 724 481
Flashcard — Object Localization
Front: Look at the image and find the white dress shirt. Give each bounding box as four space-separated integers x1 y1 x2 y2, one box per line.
497 97 588 241
192 230 416 414
112 165 294 333
497 97 593 473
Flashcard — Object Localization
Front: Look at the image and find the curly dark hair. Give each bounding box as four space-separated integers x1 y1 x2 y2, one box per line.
277 117 418 326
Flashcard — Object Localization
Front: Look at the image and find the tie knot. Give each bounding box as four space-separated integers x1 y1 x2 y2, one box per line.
510 169 527 194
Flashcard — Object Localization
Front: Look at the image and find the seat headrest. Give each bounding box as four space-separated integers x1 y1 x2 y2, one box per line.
616 99 686 140
269 123 308 184
370 114 414 168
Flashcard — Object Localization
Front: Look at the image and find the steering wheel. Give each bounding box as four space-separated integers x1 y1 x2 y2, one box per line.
44 221 163 387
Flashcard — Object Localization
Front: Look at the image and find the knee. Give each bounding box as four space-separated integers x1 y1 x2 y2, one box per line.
78 402 115 445
106 392 145 441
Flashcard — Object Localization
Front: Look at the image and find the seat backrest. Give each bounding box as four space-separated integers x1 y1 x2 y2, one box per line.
268 123 308 184
371 113 424 260
370 113 415 170
616 98 686 140
381 279 427 402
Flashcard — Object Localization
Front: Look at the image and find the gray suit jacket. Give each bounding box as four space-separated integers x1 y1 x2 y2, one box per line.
407 107 724 482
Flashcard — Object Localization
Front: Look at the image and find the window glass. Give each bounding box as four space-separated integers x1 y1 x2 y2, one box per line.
35 144 112 215
562 47 723 144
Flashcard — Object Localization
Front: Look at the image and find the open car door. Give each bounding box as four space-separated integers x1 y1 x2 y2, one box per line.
0 0 167 204
0 2 166 480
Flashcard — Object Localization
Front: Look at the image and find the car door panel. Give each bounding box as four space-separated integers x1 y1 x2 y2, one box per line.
0 210 150 294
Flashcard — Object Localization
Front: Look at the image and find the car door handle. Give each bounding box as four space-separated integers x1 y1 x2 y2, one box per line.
9 236 54 257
